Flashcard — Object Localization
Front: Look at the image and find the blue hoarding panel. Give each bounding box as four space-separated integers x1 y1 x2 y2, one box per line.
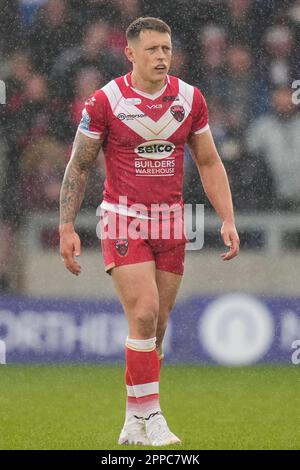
0 294 300 365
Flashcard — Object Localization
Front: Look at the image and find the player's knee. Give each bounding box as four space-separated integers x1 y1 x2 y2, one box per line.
133 299 158 336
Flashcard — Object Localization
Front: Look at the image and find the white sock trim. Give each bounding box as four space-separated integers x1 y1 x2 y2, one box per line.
126 336 156 352
127 381 159 398
126 385 136 397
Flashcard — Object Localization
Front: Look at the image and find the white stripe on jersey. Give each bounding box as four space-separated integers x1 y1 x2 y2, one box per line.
178 78 193 109
100 200 150 219
101 77 194 141
78 128 101 139
101 80 123 113
130 83 168 101
194 123 210 135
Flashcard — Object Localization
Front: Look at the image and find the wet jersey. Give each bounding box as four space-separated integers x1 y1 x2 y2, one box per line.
78 72 209 215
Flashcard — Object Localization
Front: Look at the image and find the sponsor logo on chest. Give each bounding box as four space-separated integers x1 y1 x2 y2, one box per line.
134 140 176 177
117 112 146 121
134 140 175 159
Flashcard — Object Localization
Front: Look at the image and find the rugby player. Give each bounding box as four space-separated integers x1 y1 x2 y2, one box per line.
59 17 240 446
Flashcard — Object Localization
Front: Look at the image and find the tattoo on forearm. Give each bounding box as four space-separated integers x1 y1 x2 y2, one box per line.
60 132 102 225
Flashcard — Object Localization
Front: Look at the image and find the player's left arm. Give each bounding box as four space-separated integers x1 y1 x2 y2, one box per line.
187 128 240 260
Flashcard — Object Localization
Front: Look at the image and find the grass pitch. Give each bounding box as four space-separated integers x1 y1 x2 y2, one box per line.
0 364 299 450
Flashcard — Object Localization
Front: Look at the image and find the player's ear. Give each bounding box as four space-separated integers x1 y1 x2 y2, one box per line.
125 45 135 64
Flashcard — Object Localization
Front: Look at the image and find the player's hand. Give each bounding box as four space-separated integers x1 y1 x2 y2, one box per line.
220 221 240 261
59 223 82 275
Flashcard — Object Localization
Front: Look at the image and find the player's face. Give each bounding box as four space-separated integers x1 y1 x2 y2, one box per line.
127 30 172 83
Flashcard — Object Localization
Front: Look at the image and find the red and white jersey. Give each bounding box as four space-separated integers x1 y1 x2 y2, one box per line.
78 72 209 215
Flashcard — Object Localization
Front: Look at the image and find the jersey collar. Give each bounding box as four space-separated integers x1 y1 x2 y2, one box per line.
124 72 170 101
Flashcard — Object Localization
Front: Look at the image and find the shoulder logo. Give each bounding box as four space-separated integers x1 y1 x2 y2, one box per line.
85 97 96 107
170 105 185 122
79 108 91 130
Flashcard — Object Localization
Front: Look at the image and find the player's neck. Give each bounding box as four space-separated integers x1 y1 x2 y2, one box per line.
130 72 166 95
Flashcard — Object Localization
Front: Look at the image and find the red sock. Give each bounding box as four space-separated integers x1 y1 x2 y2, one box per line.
124 366 141 425
126 337 161 419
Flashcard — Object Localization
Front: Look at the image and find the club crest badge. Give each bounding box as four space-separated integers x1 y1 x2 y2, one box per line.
170 105 185 122
115 239 129 256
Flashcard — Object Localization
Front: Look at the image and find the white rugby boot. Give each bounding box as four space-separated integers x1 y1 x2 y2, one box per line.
145 412 181 446
118 417 150 445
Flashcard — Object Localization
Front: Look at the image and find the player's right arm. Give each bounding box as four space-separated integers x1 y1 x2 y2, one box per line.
188 86 239 261
59 130 102 275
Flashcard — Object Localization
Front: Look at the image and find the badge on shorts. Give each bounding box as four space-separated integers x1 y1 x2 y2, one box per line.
115 239 129 256
170 105 185 122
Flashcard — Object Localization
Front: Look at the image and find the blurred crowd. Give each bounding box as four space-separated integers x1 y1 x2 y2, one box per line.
0 0 300 291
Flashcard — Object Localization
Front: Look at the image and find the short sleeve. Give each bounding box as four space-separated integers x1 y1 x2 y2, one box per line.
190 87 209 135
78 89 108 140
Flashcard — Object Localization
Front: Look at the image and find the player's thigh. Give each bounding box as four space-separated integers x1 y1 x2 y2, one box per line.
156 269 182 321
154 239 185 320
111 261 160 325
